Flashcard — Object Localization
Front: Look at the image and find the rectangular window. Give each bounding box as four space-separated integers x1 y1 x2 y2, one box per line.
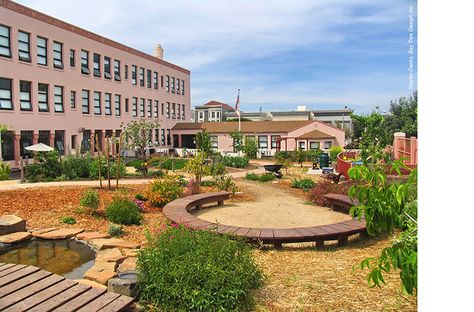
172 103 176 119
104 93 111 115
71 135 77 150
165 75 170 92
140 98 145 117
70 90 76 109
115 94 121 116
38 83 49 112
94 91 101 115
171 77 175 93
0 25 11 58
70 49 75 67
132 65 137 85
125 98 129 113
167 129 171 146
93 53 101 77
148 99 152 117
210 135 218 149
166 102 170 118
271 135 280 149
182 104 185 119
114 60 121 81
154 100 159 118
104 56 111 79
139 67 145 86
258 136 268 149
19 81 32 111
161 102 164 115
324 141 332 149
37 36 47 66
161 75 164 88
176 78 180 95
53 41 63 69
161 129 165 145
298 141 306 150
54 86 64 112
18 31 30 62
147 69 152 88
153 72 158 89
81 50 90 75
177 103 180 119
132 97 137 117
198 111 204 122
181 80 185 96
310 142 320 150
82 89 90 114
155 129 160 146
124 65 128 80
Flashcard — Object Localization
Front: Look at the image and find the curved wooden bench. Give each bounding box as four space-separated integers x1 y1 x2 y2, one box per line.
163 192 367 248
323 193 359 214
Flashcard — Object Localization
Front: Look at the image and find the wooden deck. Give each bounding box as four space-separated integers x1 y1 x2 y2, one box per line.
163 191 367 248
0 263 134 311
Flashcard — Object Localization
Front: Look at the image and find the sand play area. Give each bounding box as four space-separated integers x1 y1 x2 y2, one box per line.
194 180 352 228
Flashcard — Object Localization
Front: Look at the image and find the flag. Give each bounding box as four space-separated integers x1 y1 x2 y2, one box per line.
235 89 240 117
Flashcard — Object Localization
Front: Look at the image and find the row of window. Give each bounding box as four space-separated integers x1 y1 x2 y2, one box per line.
0 77 186 120
0 24 186 95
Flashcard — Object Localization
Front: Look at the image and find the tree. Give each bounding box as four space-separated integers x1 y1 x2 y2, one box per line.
349 161 417 294
121 119 160 161
243 137 258 159
229 130 244 153
195 129 212 156
183 153 211 182
294 149 306 167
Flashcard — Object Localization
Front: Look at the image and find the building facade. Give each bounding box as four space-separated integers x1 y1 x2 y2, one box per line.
194 101 235 123
0 0 191 168
172 120 345 157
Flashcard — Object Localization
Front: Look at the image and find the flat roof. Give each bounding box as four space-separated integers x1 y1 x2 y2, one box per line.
173 120 316 133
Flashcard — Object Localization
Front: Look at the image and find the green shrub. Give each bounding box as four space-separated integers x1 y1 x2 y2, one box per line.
61 216 76 224
147 169 165 178
258 173 275 182
0 162 10 181
200 180 215 187
245 172 259 181
135 193 147 201
108 223 124 237
160 158 188 170
106 197 142 225
146 176 184 207
79 189 100 213
210 162 226 176
212 174 239 193
25 150 62 182
243 138 258 159
62 154 92 180
291 178 316 191
89 156 126 179
222 156 249 168
138 225 264 311
329 146 344 161
304 149 323 162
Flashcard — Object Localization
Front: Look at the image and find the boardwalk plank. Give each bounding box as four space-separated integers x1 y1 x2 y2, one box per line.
0 264 26 278
97 296 135 312
0 270 51 298
54 287 107 312
0 263 17 272
27 283 91 312
76 292 121 312
0 274 64 310
0 265 40 287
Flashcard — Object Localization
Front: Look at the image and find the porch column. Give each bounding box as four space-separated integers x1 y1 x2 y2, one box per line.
178 134 182 148
14 132 21 167
90 131 95 157
49 131 55 149
32 131 39 145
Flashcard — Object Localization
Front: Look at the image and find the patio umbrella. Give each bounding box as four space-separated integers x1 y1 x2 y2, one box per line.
25 143 54 152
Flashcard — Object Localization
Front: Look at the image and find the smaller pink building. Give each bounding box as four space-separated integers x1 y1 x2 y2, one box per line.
172 120 345 155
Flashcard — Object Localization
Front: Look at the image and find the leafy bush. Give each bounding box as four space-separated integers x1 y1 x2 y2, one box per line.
146 176 184 207
184 153 212 182
329 146 344 161
304 149 323 162
108 224 124 237
183 179 200 196
160 158 188 170
308 180 346 206
147 169 165 178
258 173 275 182
79 189 100 213
212 174 239 193
200 180 215 187
243 138 258 159
291 178 316 191
135 193 146 201
62 154 92 180
106 197 142 225
245 172 259 181
222 156 249 168
138 225 264 311
0 162 10 181
25 150 62 182
89 156 126 179
61 216 76 224
210 162 226 176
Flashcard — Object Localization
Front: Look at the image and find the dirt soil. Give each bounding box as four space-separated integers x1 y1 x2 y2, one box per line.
194 179 351 228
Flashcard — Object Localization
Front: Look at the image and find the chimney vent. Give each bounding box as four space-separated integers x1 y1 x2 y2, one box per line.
154 44 164 59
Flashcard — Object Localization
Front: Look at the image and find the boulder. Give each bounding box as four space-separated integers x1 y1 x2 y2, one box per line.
96 248 126 263
34 228 84 240
108 272 138 297
83 261 117 285
0 215 26 236
118 257 137 273
0 231 32 244
122 249 139 257
89 238 140 250
76 232 111 240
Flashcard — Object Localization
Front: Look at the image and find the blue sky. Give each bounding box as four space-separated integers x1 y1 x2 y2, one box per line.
18 0 416 113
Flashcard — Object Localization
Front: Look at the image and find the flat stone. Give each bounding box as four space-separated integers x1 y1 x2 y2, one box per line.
31 227 58 236
76 232 111 240
83 261 117 285
75 279 107 290
34 228 84 240
122 249 138 257
89 238 140 250
108 275 138 297
96 248 126 263
0 215 26 236
118 257 137 273
0 231 32 244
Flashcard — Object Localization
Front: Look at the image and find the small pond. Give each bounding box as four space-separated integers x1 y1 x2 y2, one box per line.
0 239 95 279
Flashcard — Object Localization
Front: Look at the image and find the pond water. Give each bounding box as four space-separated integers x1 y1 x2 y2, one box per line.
0 239 96 279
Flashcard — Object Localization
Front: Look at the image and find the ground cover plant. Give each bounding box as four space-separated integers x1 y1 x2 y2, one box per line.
245 172 274 182
79 189 100 214
212 174 239 193
137 225 264 311
221 155 249 168
106 196 142 225
62 153 92 180
291 178 316 191
146 176 184 207
108 223 124 237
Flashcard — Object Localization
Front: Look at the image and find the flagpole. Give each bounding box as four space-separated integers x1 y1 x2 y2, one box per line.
238 89 241 132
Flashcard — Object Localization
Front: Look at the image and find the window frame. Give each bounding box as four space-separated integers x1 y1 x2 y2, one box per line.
147 69 152 88
114 59 121 81
0 25 12 58
104 56 112 79
53 41 64 69
258 135 268 149
81 50 90 75
19 80 32 111
132 97 138 117
310 141 320 150
18 30 31 62
94 91 101 115
271 135 280 149
69 49 75 67
0 78 13 110
36 36 48 66
38 83 49 112
93 53 101 77
70 90 76 109
104 93 112 115
81 89 90 114
140 98 145 117
115 94 121 116
153 71 158 89
139 67 145 87
210 135 218 149
132 65 137 85
53 85 64 113
154 100 159 118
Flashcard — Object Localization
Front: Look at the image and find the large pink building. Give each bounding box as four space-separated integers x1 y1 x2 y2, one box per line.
0 0 191 168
